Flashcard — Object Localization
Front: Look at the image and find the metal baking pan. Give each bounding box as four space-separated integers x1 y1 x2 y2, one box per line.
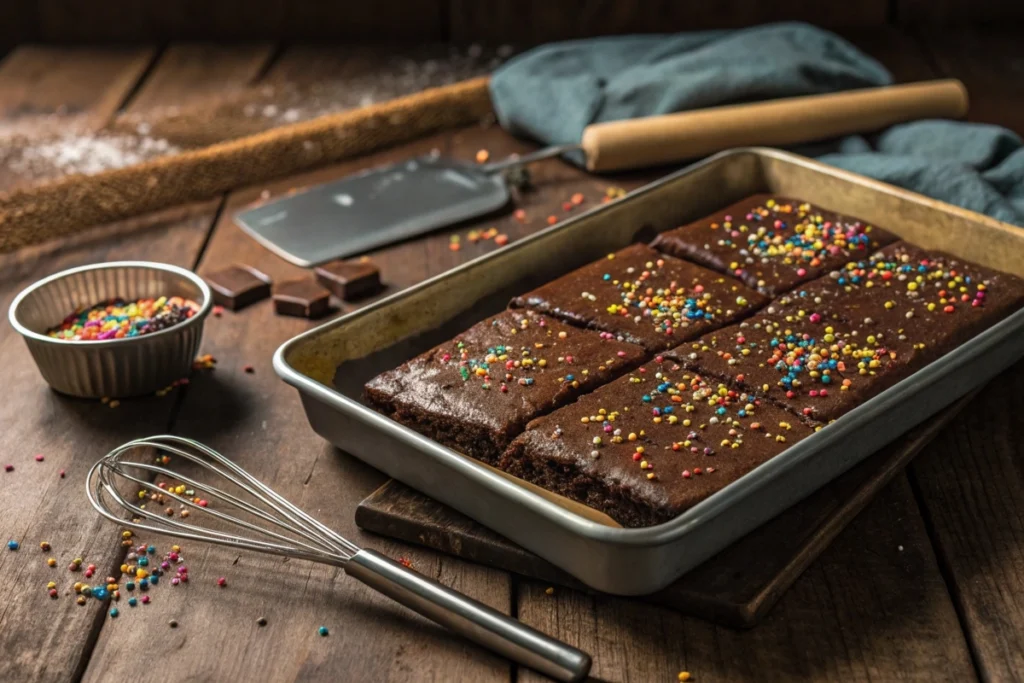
275 148 1024 596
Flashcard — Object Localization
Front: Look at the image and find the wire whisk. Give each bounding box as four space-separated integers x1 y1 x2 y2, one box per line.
87 435 590 683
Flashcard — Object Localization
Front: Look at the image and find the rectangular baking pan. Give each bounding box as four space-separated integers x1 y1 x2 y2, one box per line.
275 148 1024 596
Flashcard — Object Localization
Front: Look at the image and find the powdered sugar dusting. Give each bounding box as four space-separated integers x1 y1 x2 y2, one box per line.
2 132 180 182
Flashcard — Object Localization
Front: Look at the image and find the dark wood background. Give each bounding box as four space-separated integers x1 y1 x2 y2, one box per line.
0 0 1022 46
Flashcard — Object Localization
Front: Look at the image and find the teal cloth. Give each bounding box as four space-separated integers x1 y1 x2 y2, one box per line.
490 22 1024 226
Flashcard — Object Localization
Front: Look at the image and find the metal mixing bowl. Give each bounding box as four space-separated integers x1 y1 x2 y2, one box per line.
8 261 212 398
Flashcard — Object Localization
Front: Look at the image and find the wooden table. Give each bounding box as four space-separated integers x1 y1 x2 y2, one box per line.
1 30 1022 682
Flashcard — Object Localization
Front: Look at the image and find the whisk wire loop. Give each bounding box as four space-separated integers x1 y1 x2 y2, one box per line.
85 435 591 683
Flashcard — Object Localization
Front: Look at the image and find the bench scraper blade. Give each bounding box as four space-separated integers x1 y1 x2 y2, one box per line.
234 154 510 267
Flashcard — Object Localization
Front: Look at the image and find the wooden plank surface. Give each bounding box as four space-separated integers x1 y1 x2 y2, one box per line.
36 0 445 42
908 363 1024 682
896 0 1024 24
918 27 1024 137
81 132 515 683
356 394 973 627
448 0 888 42
0 45 154 137
119 43 275 114
517 477 976 682
0 201 217 683
0 45 283 683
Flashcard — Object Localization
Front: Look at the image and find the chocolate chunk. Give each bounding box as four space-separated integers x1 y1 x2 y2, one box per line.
314 258 382 301
272 279 331 319
204 265 272 311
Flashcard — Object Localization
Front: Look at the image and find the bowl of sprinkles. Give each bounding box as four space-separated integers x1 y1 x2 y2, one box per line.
8 261 212 398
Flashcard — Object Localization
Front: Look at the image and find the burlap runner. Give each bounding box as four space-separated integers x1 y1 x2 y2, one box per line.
0 76 493 253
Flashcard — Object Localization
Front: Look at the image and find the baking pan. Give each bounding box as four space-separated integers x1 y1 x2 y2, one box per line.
274 148 1024 596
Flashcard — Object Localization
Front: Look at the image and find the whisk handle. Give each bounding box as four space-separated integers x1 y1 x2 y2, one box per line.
346 549 591 682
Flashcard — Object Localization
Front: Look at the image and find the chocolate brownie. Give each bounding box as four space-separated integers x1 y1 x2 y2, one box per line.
510 243 767 352
766 241 1024 358
651 194 897 296
666 313 925 423
364 310 647 465
500 357 817 527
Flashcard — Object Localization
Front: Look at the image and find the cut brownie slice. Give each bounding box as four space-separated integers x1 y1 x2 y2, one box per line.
651 194 896 296
766 241 1024 358
666 313 924 423
364 310 647 465
510 243 767 353
500 357 816 527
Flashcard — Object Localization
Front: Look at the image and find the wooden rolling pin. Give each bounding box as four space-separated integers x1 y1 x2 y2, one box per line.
578 79 968 172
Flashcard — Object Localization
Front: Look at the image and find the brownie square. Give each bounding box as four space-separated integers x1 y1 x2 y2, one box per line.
651 194 897 296
666 313 924 424
364 310 647 465
500 357 816 527
766 242 1024 358
510 243 767 352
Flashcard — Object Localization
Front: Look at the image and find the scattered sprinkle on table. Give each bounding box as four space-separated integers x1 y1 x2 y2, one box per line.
40 541 50 551
47 296 200 341
7 540 19 550
257 617 268 627
217 576 227 587
4 464 13 472
169 619 178 628
678 672 692 682
110 608 119 617
34 454 44 462
544 586 555 595
243 365 255 374
318 626 329 637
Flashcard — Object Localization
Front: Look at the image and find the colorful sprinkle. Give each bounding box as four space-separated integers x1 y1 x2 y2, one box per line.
46 296 200 341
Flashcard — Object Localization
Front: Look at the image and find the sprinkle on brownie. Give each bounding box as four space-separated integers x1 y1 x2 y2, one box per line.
500 357 817 527
511 243 767 352
652 194 896 295
364 310 647 464
666 314 923 423
766 241 1024 356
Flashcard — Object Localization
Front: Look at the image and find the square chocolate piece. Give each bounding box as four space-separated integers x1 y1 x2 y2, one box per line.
651 194 897 296
500 357 816 527
666 313 924 424
204 264 272 310
365 310 647 465
510 243 767 352
315 258 383 301
272 279 332 319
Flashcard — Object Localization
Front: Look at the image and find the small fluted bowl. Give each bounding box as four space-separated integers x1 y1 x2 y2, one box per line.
8 261 212 398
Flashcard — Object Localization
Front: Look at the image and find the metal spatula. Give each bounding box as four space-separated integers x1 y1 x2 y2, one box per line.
235 80 966 267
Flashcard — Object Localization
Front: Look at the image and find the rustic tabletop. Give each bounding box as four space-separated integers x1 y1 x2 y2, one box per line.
0 29 1022 682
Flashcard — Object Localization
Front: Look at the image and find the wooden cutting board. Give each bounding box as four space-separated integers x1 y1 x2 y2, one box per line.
356 394 971 628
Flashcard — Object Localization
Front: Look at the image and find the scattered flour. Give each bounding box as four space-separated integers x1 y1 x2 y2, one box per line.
3 132 180 181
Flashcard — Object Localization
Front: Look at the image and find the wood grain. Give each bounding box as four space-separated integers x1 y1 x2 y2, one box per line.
0 45 154 137
356 393 974 627
119 43 275 114
518 477 975 682
81 134 520 683
896 0 1024 24
0 201 217 683
36 0 444 42
909 362 1024 681
918 27 1024 136
449 0 888 43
